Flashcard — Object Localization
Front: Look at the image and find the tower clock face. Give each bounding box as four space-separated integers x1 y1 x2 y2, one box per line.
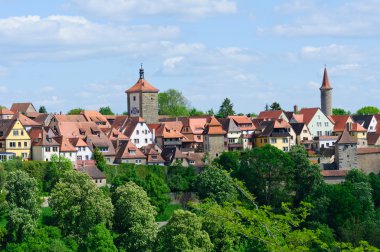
131 106 140 115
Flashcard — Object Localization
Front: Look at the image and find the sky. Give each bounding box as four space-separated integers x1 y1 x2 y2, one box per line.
0 0 379 114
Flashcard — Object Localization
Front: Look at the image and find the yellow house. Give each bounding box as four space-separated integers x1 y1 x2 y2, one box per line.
253 120 291 152
0 119 31 160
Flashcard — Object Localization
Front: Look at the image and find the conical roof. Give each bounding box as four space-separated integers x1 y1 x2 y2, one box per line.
336 129 357 145
125 67 159 93
320 67 332 90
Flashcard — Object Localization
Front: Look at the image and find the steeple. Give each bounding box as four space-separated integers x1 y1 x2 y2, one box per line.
139 63 144 80
320 66 332 90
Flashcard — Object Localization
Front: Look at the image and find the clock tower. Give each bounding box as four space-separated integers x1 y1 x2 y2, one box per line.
126 65 159 123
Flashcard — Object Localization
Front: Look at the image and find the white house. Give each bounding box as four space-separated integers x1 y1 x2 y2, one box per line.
296 108 334 138
70 138 92 161
352 115 377 133
112 116 153 148
29 127 60 161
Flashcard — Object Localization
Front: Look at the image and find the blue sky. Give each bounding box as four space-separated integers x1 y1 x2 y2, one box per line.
0 0 379 114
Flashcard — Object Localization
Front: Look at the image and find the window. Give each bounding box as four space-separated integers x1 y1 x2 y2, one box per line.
24 142 27 147
13 130 18 136
53 147 58 152
0 131 3 137
18 142 21 147
197 135 201 140
22 153 27 158
21 130 24 136
282 138 288 143
0 143 2 148
189 160 195 165
145 139 148 143
317 122 322 127
264 139 268 143
283 147 289 151
10 142 16 147
325 122 329 127
77 156 82 160
135 159 142 164
136 130 139 135
133 96 136 101
152 155 158 160
325 131 329 136
317 131 322 136
45 147 51 152
270 138 277 144
134 139 139 144
303 130 307 133
69 153 72 157
85 155 89 160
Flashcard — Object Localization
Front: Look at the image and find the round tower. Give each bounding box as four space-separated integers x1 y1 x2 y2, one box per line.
320 66 333 117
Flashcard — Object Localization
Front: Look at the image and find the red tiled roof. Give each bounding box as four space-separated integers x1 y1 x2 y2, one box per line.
203 117 226 135
292 114 304 123
14 113 42 127
0 108 14 115
10 102 36 113
357 147 380 154
320 67 332 90
116 140 146 159
55 136 77 152
321 170 347 177
299 108 319 125
257 110 284 120
351 123 367 132
367 132 380 145
126 78 159 93
331 115 351 132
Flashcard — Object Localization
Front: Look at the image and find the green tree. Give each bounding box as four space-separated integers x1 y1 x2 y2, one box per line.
269 102 282 111
356 106 380 115
113 182 157 251
368 173 380 207
5 170 40 219
217 98 235 118
213 151 240 172
158 89 190 116
236 145 295 208
206 108 215 116
50 170 113 241
194 166 238 204
166 164 196 192
188 108 204 116
86 224 117 252
44 154 72 192
288 145 323 206
6 207 36 243
38 106 47 113
333 108 350 115
67 108 84 115
92 148 107 171
99 106 114 115
156 209 213 252
143 174 170 214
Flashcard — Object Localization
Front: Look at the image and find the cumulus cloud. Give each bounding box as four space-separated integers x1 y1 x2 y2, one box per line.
300 44 363 62
0 15 180 61
261 0 380 37
329 64 360 75
68 0 237 19
162 56 184 72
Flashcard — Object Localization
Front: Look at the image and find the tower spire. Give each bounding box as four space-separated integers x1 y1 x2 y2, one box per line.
139 63 144 79
320 66 332 90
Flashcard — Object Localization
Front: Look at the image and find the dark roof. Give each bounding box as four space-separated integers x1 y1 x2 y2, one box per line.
284 111 294 121
256 120 290 138
10 102 36 114
352 115 374 129
217 118 240 133
0 119 16 140
336 129 357 144
76 166 106 179
290 123 305 135
367 132 380 145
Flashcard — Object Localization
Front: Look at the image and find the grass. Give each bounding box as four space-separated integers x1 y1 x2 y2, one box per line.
156 203 181 222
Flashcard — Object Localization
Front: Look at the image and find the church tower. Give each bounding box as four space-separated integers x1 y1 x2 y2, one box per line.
126 65 159 123
320 66 333 117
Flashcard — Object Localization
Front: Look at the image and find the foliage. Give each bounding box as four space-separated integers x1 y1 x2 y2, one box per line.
333 108 350 115
355 106 380 115
217 98 235 118
188 108 205 116
92 148 107 171
113 182 157 251
142 174 170 214
158 89 190 116
236 145 295 208
206 108 215 116
369 173 380 207
99 106 114 116
6 207 36 243
85 224 117 252
194 166 238 204
166 164 196 192
213 151 241 172
38 106 47 113
67 108 84 115
156 204 181 222
269 102 282 111
49 170 113 242
156 209 213 252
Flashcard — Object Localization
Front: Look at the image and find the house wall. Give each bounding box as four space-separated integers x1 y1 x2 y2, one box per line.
204 134 225 160
141 92 159 123
32 146 59 161
129 122 153 148
352 132 367 147
128 92 141 117
335 144 358 170
117 158 147 165
5 121 31 159
358 152 380 174
308 109 334 138
60 151 77 162
76 146 92 161
368 116 377 133
93 178 107 187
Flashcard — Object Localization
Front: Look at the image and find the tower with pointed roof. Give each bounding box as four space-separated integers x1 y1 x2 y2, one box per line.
334 127 358 170
126 65 159 123
320 66 333 117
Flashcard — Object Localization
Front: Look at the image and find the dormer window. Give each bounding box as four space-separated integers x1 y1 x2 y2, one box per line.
151 155 157 160
0 131 3 137
128 149 136 155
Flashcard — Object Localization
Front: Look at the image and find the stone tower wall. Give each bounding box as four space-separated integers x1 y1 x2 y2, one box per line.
321 89 332 117
335 144 358 170
141 92 159 123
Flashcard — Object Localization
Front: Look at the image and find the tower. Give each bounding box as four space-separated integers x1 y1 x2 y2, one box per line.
334 127 358 170
126 65 159 123
320 66 333 117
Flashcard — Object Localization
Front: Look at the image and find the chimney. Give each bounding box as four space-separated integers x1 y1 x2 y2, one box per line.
293 105 298 114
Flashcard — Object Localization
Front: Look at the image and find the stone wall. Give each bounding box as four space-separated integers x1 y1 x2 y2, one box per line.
207 135 225 160
141 92 159 123
335 144 357 169
321 89 332 117
358 152 380 174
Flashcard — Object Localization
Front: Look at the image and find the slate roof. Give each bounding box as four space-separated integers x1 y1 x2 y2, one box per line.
290 123 306 135
0 119 16 140
76 166 106 179
115 140 146 160
352 115 374 129
10 102 36 114
336 130 357 145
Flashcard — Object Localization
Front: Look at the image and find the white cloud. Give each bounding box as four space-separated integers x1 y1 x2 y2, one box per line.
163 56 184 72
0 15 180 61
263 0 380 37
68 0 237 19
329 64 360 75
300 44 363 62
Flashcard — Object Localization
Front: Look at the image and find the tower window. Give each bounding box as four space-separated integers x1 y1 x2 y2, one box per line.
133 96 136 101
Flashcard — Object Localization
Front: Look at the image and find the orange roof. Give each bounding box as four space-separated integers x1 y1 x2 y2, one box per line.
320 67 332 90
162 126 184 139
299 108 319 125
274 119 290 128
228 115 256 131
351 122 367 132
14 113 42 126
257 110 284 120
81 110 111 129
69 137 88 147
321 170 347 177
126 78 159 93
331 115 351 132
0 108 14 115
203 117 226 135
116 140 146 159
358 147 380 154
292 114 304 123
55 136 77 152
54 114 87 122
163 121 183 132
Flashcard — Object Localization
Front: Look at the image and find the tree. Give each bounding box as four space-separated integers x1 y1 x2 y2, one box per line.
6 207 36 242
166 164 196 192
113 182 157 251
142 174 170 214
333 108 350 115
288 145 323 206
92 148 107 171
188 108 204 116
269 102 282 111
217 98 235 118
99 106 114 115
158 89 190 116
67 108 84 115
213 151 241 172
236 145 295 207
38 106 47 113
5 170 40 219
156 209 213 252
356 106 380 115
206 108 215 116
49 170 113 241
86 224 117 252
194 166 238 204
368 173 380 207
